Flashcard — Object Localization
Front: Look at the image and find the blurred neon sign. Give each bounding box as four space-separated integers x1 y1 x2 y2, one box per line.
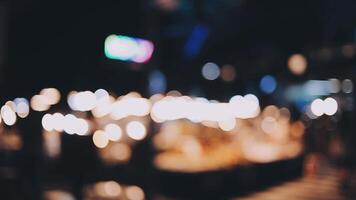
104 34 154 63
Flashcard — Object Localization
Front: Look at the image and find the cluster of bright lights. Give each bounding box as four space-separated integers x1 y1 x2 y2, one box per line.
87 181 144 200
110 97 151 120
0 98 31 126
68 91 98 111
92 121 147 149
105 34 154 63
42 113 89 135
151 94 259 125
229 94 260 119
31 88 61 111
93 124 123 149
310 97 338 117
68 90 152 120
66 90 257 133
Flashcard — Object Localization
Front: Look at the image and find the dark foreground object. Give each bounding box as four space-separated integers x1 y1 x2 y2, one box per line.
153 156 304 199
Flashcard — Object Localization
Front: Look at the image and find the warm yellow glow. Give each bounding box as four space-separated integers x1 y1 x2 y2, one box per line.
30 95 51 111
104 123 122 141
149 93 164 104
166 90 182 97
261 116 277 134
181 137 202 159
153 123 181 150
288 54 307 75
290 121 305 139
5 101 16 111
103 181 122 197
126 121 147 141
262 105 280 119
93 130 109 148
94 181 122 198
43 190 75 200
110 143 131 161
1 105 17 126
40 88 61 105
43 131 61 158
125 185 145 200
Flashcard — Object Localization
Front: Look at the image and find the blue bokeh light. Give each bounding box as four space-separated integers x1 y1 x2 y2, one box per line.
260 75 277 94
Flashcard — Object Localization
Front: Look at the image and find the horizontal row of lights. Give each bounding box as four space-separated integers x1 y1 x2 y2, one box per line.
66 89 260 129
2 87 342 133
309 97 338 117
42 113 89 136
67 90 151 120
92 121 147 148
151 94 260 123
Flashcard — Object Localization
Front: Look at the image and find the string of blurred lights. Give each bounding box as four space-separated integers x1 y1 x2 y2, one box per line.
0 83 351 139
0 82 351 199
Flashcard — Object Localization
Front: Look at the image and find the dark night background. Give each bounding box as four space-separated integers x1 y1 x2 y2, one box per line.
2 0 356 98
1 0 356 199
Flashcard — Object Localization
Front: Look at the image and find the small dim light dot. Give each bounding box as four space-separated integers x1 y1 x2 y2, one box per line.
288 54 307 75
342 79 353 93
220 64 236 82
260 75 277 94
201 62 220 80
